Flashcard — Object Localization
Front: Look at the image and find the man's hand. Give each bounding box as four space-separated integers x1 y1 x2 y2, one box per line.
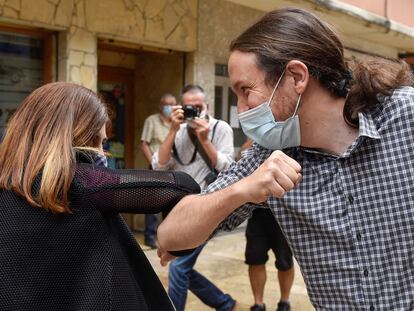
170 105 184 132
237 150 302 203
157 245 177 267
191 117 209 142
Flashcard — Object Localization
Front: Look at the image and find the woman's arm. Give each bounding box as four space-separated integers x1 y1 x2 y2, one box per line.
76 165 200 215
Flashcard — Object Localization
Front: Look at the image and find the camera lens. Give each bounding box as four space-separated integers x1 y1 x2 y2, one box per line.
183 105 200 120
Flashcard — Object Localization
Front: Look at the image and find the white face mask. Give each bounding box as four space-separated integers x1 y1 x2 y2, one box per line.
238 70 302 150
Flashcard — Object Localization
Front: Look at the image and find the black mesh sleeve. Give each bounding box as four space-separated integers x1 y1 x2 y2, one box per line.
74 164 200 215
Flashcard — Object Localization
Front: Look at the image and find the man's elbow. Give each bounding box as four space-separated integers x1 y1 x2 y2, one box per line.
156 222 169 249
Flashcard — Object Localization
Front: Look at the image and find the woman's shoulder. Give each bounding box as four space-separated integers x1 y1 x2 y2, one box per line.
74 164 118 190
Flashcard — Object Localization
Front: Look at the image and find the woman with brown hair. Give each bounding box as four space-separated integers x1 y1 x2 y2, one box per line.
157 7 414 311
0 82 199 310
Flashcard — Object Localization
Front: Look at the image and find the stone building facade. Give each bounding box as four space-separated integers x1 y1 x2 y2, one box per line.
1 0 413 229
1 0 413 165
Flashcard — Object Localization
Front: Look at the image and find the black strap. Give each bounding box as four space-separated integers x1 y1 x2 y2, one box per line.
188 121 219 172
172 140 197 166
172 120 220 170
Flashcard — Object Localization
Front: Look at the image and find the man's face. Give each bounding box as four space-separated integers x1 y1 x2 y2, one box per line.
228 50 294 121
160 96 176 111
181 91 207 115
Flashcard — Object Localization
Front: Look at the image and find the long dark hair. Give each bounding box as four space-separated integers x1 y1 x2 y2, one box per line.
230 8 414 126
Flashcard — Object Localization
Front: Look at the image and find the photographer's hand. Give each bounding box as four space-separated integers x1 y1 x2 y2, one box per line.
170 105 184 132
192 117 209 142
157 105 183 166
192 117 218 167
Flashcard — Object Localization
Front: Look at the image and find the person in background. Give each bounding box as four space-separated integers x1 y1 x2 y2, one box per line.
152 84 236 311
0 82 199 311
240 140 294 311
157 8 414 311
140 93 176 249
245 208 294 311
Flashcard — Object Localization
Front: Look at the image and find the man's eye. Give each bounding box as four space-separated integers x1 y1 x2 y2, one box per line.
241 87 249 96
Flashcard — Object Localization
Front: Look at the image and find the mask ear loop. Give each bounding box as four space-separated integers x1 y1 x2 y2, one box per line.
267 69 286 107
292 94 302 117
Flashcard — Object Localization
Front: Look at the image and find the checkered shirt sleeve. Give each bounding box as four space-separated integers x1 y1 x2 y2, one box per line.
203 143 272 231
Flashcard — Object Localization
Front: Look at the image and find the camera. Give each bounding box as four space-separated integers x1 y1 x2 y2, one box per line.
182 105 201 120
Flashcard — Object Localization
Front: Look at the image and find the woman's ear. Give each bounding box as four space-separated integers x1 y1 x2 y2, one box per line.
285 60 309 95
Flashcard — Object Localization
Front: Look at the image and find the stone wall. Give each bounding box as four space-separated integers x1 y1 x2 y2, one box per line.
98 50 137 69
187 0 263 113
0 0 197 90
134 51 184 168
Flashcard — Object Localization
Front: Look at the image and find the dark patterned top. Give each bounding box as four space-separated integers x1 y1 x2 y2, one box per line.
0 163 199 311
206 87 414 310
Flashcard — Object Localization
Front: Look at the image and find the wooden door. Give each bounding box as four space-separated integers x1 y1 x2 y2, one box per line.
98 66 135 168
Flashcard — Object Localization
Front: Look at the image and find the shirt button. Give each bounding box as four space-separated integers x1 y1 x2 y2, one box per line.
356 233 362 241
348 194 354 204
364 269 369 277
370 305 375 311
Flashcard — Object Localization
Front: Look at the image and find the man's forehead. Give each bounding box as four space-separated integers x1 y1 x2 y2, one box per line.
161 96 176 104
182 91 205 102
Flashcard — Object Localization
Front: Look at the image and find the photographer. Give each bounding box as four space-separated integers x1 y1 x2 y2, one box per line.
152 84 235 311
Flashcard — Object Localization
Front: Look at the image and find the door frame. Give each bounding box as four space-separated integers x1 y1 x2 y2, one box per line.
98 65 135 168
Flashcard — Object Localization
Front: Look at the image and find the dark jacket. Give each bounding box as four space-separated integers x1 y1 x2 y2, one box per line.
0 163 200 310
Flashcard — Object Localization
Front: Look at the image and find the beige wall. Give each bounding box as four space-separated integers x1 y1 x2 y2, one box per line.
134 51 184 168
186 0 263 114
98 50 137 69
0 0 197 91
341 0 414 28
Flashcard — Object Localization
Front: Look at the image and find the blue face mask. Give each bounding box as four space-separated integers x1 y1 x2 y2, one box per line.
238 70 302 150
162 105 172 117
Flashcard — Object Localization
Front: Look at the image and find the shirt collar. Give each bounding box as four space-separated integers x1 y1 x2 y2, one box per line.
338 112 380 158
357 112 380 140
298 112 380 158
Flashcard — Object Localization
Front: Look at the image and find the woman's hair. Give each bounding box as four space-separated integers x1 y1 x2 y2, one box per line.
0 82 108 213
230 8 414 126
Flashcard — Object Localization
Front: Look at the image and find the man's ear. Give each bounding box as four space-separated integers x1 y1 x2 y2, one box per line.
285 60 309 95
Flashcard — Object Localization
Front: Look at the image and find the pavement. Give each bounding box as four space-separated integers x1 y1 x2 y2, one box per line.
136 228 314 311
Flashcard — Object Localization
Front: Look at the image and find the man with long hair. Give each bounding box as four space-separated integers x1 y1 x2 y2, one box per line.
158 8 414 310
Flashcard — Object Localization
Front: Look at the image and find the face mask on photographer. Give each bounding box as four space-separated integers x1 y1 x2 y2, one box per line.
198 109 207 119
238 70 302 150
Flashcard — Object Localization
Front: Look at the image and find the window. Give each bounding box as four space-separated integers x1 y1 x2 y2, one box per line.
214 64 246 153
0 26 54 138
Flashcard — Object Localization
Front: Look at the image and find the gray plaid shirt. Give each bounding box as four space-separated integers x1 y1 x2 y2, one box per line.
205 87 414 310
